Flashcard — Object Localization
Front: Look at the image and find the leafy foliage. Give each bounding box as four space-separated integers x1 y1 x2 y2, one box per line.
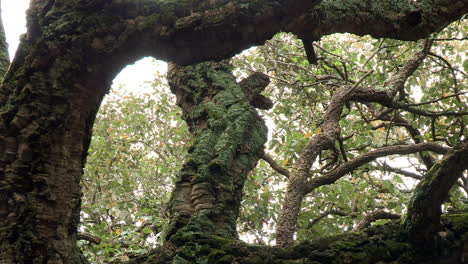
233 20 467 243
79 70 190 262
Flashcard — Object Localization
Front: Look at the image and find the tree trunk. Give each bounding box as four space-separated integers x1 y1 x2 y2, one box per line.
0 2 126 262
406 141 468 247
163 61 269 259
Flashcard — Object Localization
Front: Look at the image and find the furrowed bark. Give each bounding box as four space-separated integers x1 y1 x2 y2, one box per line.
289 0 468 41
130 214 468 263
0 2 117 262
164 61 269 260
276 85 347 247
405 141 468 247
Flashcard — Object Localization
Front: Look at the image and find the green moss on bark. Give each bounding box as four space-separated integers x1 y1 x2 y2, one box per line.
165 61 268 250
130 219 466 263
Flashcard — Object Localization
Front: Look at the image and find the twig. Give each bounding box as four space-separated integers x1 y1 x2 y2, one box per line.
78 232 102 245
262 153 290 178
352 210 400 231
306 208 348 229
404 91 467 106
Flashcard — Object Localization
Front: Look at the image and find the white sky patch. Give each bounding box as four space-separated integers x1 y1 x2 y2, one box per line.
2 0 29 58
112 57 166 93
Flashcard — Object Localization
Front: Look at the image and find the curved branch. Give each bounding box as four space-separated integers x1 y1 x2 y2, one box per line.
304 143 449 194
388 102 468 117
380 163 423 180
378 112 435 169
77 232 102 245
405 91 468 107
352 210 400 232
307 208 348 229
428 51 459 91
20 0 464 69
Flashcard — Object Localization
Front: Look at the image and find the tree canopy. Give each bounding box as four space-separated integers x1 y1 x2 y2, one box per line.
0 1 467 263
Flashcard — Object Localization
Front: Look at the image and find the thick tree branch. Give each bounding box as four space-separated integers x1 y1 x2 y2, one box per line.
385 39 432 95
289 0 468 41
20 0 464 70
63 0 322 66
304 143 449 194
406 141 468 245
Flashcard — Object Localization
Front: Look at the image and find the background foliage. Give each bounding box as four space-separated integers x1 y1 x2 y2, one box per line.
79 73 191 262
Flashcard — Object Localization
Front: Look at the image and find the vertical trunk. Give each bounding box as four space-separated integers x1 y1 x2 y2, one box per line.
0 2 120 262
405 141 468 247
275 179 306 247
0 64 106 263
275 89 346 247
0 39 114 263
164 61 269 260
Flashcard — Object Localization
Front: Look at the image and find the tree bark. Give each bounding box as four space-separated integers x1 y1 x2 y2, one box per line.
130 213 468 263
289 0 468 41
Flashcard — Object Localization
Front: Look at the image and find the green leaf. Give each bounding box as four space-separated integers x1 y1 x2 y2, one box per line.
142 228 153 234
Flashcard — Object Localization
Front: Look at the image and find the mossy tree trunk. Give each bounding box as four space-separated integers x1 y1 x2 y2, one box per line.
161 61 270 261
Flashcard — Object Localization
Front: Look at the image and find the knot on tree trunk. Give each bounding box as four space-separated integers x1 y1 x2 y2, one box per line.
238 71 273 110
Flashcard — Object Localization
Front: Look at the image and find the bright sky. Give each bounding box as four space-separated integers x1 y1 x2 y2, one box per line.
2 0 29 58
1 0 162 92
